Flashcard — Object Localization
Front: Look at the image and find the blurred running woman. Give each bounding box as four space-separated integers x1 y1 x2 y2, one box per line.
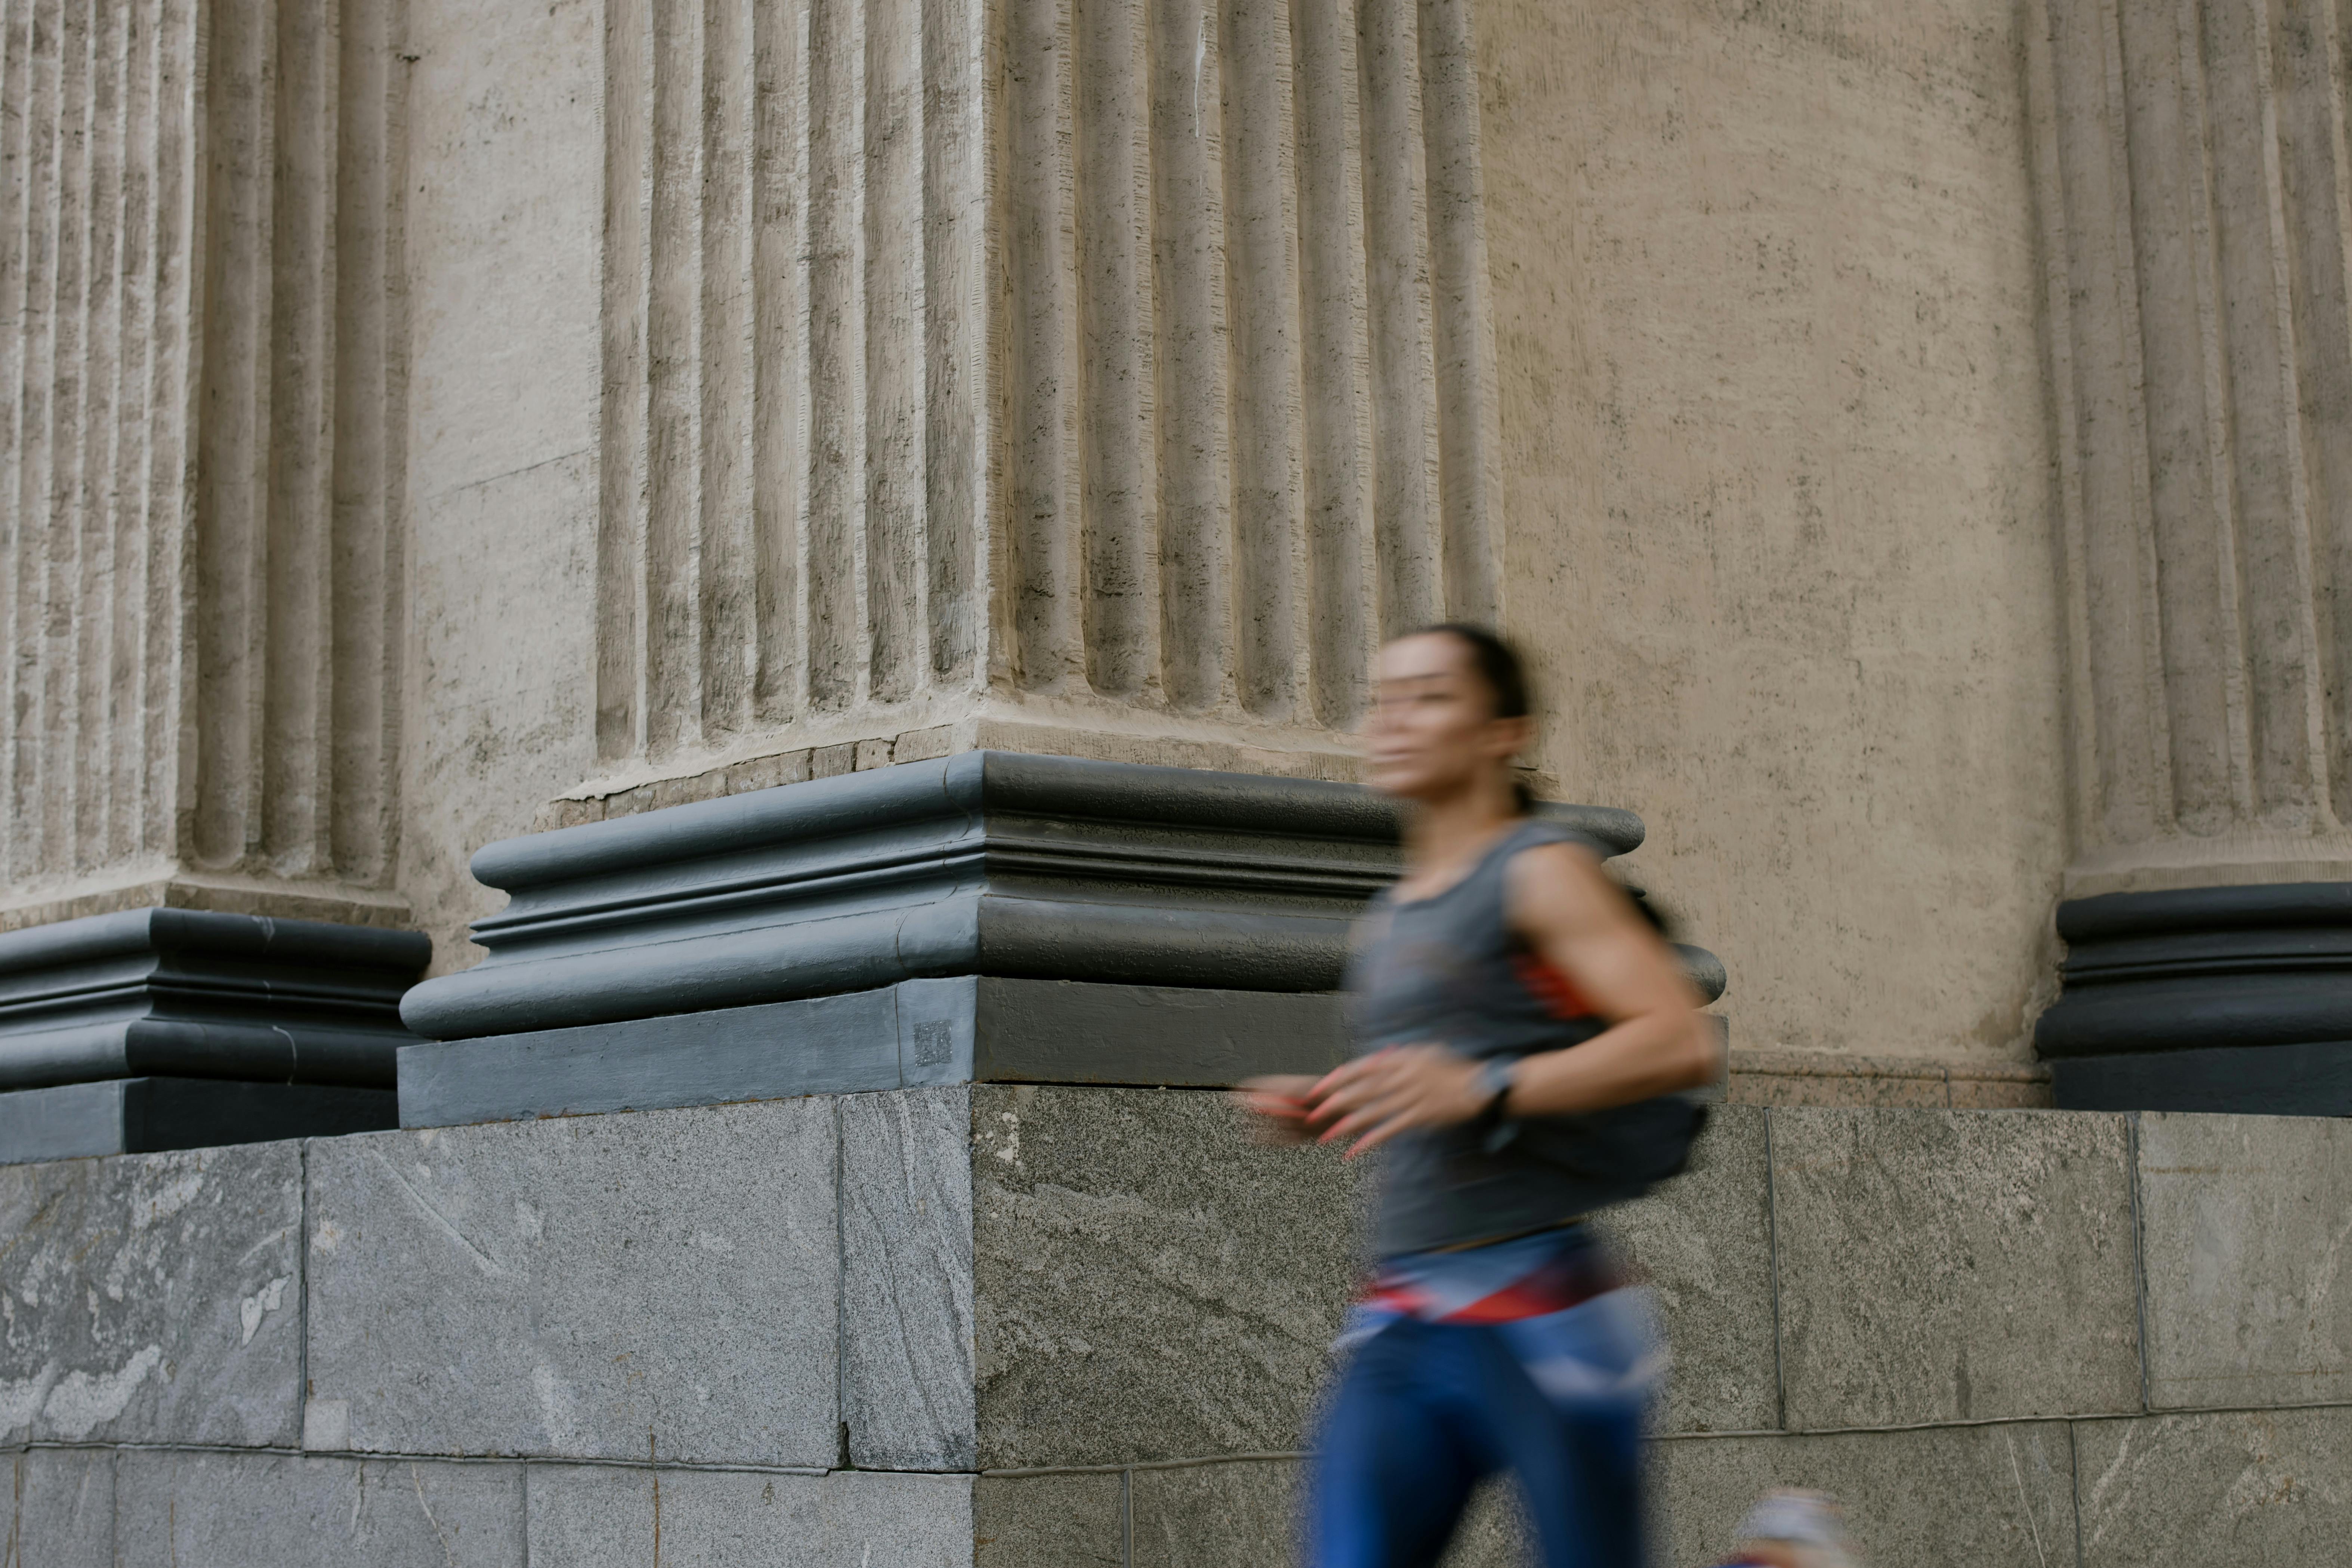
1241 624 1721 1568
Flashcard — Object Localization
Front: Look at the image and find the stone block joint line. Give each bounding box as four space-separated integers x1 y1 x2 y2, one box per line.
2125 1111 2151 1413
1762 1106 1788 1431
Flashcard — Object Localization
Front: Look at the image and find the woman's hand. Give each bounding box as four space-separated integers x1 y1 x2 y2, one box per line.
1302 1045 1492 1159
1233 1074 1322 1145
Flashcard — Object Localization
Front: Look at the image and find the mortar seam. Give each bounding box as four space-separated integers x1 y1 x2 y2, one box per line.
7 1396 2352 1476
1121 1466 1132 1568
2126 1112 2151 1412
834 1093 849 1468
2067 1420 2084 1568
1762 1108 1788 1430
297 1139 311 1447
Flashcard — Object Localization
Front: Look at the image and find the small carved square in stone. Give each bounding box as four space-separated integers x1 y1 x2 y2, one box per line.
912 1021 954 1068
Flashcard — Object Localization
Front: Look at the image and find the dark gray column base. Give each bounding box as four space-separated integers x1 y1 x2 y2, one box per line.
398 977 1350 1129
2050 1042 2352 1116
396 753 1693 1041
0 1078 401 1164
0 907 429 1090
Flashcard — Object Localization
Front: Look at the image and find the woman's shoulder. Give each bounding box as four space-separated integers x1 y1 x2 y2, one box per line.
1496 817 1616 916
1504 814 1608 859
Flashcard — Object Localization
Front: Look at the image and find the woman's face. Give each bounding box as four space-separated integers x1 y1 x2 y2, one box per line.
1364 633 1529 801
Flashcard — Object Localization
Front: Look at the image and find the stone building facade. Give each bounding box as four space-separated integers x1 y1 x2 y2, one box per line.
3 0 2352 1563
10 0 2352 1087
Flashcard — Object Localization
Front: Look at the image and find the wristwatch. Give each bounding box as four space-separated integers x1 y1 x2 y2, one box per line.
1470 1057 1519 1152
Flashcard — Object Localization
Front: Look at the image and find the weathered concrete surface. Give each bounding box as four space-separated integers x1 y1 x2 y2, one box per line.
1770 1109 2140 1427
525 1464 973 1568
399 0 602 978
1480 0 2067 1068
1603 1105 1779 1433
1724 1049 2053 1109
405 452 599 982
9 1447 116 1567
0 1142 301 1446
2137 1112 2352 1409
842 1088 979 1469
1657 1422 2076 1568
972 1473 1124 1568
970 1085 1359 1469
1118 1459 1521 1568
305 1099 838 1464
1129 1458 1299 1568
113 1450 524 1567
2073 1408 2352 1567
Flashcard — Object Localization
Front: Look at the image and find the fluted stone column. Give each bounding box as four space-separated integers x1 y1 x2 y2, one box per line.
2029 0 2352 1109
579 0 1504 800
0 0 425 1157
0 0 411 933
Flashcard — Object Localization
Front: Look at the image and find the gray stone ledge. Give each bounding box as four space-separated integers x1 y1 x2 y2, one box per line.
1769 1107 2143 1428
842 1089 978 1470
398 977 1351 1128
11 1405 2352 1567
27 1389 2352 1463
304 1098 840 1466
526 1461 973 1568
1601 1105 1779 1434
2136 1112 2352 1410
974 1471 1123 1568
2072 1406 2352 1566
113 1448 525 1567
0 1141 303 1447
1658 1420 2076 1568
969 1084 1361 1470
5 1447 115 1568
2055 1040 2352 1115
0 1077 396 1166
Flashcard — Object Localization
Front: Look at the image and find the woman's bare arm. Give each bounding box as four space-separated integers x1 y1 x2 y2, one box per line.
1493 840 1719 1115
1302 841 1718 1155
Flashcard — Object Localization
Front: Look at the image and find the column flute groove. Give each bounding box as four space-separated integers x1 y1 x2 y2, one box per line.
1074 0 1157 701
807 0 870 710
1149 0 1231 712
920 0 985 687
751 0 811 723
865 0 928 704
1289 0 1372 729
1219 0 1302 720
1356 0 1441 638
699 0 757 741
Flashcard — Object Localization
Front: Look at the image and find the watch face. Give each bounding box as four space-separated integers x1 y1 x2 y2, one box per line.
1480 1059 1515 1101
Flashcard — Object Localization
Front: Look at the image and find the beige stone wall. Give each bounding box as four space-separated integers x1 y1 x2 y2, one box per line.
1479 0 2070 1061
397 0 603 972
6 0 2089 1044
22 0 2348 1065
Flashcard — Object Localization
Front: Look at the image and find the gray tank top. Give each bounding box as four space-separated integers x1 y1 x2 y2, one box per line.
1345 816 1706 1256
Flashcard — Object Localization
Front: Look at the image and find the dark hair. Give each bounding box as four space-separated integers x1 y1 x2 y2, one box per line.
1418 622 1530 718
1410 622 1537 811
1404 624 1673 932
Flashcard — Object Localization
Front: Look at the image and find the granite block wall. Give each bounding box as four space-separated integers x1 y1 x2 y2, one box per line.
2 1098 2347 1565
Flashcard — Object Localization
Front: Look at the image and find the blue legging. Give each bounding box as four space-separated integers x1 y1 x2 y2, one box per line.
1306 1299 1655 1568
